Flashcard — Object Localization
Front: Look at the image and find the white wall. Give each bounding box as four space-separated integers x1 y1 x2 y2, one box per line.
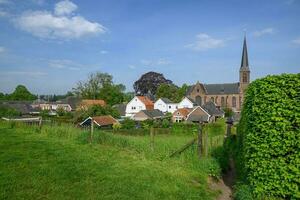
167 103 178 113
178 97 194 109
154 99 167 112
125 96 146 117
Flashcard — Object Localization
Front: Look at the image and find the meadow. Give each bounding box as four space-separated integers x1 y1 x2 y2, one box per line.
0 120 226 200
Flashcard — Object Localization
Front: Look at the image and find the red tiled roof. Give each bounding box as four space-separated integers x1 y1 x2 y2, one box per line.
92 115 118 126
173 108 192 117
137 96 154 110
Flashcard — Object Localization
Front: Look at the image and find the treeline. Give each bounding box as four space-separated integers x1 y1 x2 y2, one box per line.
0 85 37 101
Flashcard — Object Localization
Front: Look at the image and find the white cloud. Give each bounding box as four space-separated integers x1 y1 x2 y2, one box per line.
0 46 5 53
54 0 77 16
128 65 135 69
14 1 106 40
253 28 274 37
48 59 82 70
100 50 108 54
186 33 225 51
0 10 8 17
0 0 10 4
292 37 300 45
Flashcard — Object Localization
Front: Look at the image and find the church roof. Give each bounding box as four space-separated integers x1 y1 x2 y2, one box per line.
186 83 240 95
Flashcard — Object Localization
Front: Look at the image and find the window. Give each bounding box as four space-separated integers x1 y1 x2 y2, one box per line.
243 73 248 83
169 105 171 109
232 96 236 108
221 97 225 107
197 89 200 93
132 106 136 110
210 97 214 103
196 96 202 106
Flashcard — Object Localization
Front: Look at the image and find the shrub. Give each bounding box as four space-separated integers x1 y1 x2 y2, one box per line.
0 106 21 117
121 118 135 129
238 73 300 199
113 123 121 130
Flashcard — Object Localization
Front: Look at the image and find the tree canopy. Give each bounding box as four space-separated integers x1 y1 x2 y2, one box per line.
133 71 172 95
4 85 37 101
156 83 188 102
73 72 126 105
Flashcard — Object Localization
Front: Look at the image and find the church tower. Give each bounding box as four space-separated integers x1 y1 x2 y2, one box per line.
239 36 250 93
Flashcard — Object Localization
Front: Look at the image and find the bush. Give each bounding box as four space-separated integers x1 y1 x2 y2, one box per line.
0 106 21 117
237 73 300 199
121 118 135 129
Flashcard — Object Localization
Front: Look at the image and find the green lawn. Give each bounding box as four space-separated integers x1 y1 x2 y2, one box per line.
0 122 221 199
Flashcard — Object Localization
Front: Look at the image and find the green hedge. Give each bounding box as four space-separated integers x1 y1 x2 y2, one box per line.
238 73 300 199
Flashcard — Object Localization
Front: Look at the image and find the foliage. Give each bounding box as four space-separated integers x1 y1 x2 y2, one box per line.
0 105 21 117
3 85 37 101
233 184 255 200
223 107 234 117
74 105 120 123
237 73 300 199
112 123 121 130
56 107 65 116
133 71 172 95
121 118 135 129
98 84 126 105
73 72 126 105
156 83 189 102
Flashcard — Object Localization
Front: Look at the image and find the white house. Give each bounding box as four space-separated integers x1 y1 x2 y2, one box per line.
177 97 197 109
154 98 178 113
125 96 154 117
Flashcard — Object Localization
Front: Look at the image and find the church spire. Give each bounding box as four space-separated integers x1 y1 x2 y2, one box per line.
240 36 249 69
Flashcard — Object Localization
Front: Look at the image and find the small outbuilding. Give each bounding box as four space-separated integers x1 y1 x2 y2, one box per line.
80 115 119 128
132 109 165 121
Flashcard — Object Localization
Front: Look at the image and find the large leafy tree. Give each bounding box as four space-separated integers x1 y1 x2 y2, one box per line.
156 83 188 102
73 72 126 105
9 85 36 101
74 105 120 123
133 71 172 95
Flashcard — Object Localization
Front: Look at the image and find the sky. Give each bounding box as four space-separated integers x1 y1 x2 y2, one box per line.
0 0 299 94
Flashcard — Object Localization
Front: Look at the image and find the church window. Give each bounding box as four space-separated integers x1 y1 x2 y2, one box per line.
210 97 214 103
221 97 225 107
243 73 248 83
197 89 200 93
232 96 236 108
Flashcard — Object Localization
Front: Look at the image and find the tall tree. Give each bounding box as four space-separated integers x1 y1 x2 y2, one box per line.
156 83 189 102
133 71 172 95
9 85 36 101
73 72 126 105
73 72 113 99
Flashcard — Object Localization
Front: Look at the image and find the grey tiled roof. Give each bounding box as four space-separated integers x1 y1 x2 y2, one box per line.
142 109 165 118
202 101 224 116
186 114 209 123
160 98 173 104
187 83 240 95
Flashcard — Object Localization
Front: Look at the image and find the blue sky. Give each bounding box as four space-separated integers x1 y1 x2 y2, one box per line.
0 0 299 94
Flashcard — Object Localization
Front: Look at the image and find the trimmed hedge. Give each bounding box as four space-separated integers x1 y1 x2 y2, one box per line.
238 73 300 199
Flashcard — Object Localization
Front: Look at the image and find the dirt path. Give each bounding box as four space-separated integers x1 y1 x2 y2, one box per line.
209 159 236 200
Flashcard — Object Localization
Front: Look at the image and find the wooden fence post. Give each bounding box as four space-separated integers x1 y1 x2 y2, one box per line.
150 127 154 151
38 117 42 132
197 125 202 159
90 119 94 144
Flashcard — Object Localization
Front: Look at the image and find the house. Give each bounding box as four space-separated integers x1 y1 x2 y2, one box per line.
125 96 154 117
58 96 81 111
112 103 126 118
186 106 211 123
154 98 178 113
177 97 197 109
172 108 193 122
201 101 224 121
78 99 106 110
132 109 165 121
80 115 119 128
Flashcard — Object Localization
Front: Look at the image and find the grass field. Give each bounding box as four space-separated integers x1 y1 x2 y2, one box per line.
0 121 224 199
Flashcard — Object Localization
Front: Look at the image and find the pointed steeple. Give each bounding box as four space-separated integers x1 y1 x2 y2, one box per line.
240 36 249 70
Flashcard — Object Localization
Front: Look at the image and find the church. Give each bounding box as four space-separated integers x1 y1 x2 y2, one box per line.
186 37 251 112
